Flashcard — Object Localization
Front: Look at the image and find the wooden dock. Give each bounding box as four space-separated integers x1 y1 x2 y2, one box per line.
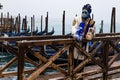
0 7 120 80
0 33 120 80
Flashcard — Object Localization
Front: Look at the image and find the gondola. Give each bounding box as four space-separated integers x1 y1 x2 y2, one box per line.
25 29 38 36
36 29 46 36
45 27 55 35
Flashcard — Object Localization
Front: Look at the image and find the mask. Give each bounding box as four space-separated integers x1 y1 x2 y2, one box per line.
82 9 90 19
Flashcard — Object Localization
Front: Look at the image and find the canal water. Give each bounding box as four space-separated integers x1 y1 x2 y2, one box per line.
0 51 36 80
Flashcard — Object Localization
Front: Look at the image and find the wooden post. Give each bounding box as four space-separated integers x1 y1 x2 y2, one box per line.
92 14 94 20
3 15 6 32
68 44 74 79
45 12 48 33
62 10 65 35
31 17 33 36
25 16 27 31
14 17 17 33
33 15 35 32
22 16 27 31
110 7 116 33
41 15 43 32
99 20 103 33
7 12 9 33
15 17 18 34
102 42 109 80
18 44 25 80
10 16 13 32
18 14 21 35
0 12 3 35
22 18 24 30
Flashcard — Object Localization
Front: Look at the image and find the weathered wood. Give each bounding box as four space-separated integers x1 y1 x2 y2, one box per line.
99 20 103 33
102 42 109 80
10 16 14 32
110 7 116 33
75 60 120 79
0 69 35 78
68 44 74 77
2 44 18 56
45 12 48 33
0 13 3 35
18 44 25 80
108 54 119 67
33 15 35 32
31 17 33 36
41 15 43 32
17 38 73 46
73 58 91 75
0 34 120 42
95 32 120 37
74 42 105 68
26 45 69 80
18 14 21 35
0 35 71 42
62 10 65 35
108 40 120 67
24 57 39 66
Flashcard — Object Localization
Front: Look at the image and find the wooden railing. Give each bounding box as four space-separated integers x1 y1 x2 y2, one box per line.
0 33 120 80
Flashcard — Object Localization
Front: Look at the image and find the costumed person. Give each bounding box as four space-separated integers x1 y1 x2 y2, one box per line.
71 4 95 79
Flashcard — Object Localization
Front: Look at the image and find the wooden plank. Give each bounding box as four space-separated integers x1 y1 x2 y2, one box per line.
0 69 35 78
96 32 120 37
2 44 18 56
0 34 120 42
73 58 91 75
108 40 120 67
75 60 120 79
24 57 39 66
36 72 65 80
0 35 71 42
17 38 73 46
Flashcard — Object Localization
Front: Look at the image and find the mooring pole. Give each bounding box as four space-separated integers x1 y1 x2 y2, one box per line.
110 7 116 33
41 15 43 32
0 13 3 35
7 12 9 32
92 14 94 20
25 16 27 31
31 17 33 36
18 14 21 35
99 20 103 33
62 10 65 35
33 15 35 32
45 12 48 33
